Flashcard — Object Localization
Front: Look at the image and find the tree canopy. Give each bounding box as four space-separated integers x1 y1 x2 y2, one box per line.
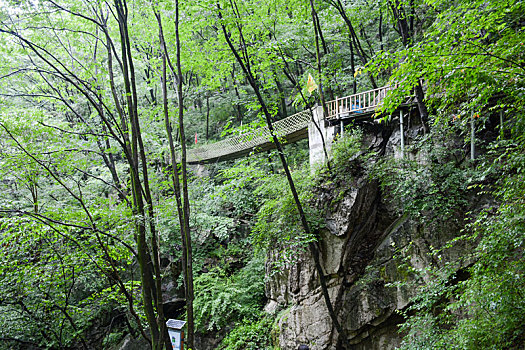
0 0 524 349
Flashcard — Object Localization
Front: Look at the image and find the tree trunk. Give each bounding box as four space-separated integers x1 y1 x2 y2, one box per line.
206 95 210 140
218 2 349 347
175 0 195 346
114 0 162 346
389 0 429 133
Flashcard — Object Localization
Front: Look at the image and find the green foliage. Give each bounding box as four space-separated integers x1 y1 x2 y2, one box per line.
252 167 321 257
331 125 364 167
214 157 270 218
218 316 274 350
361 0 525 345
398 194 525 349
368 0 525 121
0 100 137 348
0 217 120 349
370 133 477 221
396 135 525 349
1 0 523 347
360 1 525 345
193 255 266 332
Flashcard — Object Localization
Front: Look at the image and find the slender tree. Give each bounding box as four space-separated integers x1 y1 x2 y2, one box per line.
154 1 195 347
216 1 351 347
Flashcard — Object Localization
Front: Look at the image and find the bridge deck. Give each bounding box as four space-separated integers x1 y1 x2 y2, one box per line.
326 85 394 120
187 85 396 164
187 110 312 164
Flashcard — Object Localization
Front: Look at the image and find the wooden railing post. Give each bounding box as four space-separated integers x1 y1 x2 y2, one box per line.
335 96 339 119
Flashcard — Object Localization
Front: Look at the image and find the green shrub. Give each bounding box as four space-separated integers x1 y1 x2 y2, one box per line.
193 255 266 331
331 126 363 166
251 167 322 268
218 316 274 350
369 134 477 221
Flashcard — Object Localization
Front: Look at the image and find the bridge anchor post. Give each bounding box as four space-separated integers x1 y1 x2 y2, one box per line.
308 105 337 171
471 113 476 161
400 109 405 158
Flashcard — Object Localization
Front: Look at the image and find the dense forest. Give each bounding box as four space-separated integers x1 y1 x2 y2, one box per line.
0 0 523 349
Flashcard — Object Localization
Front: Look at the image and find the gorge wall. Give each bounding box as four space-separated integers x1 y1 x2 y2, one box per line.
266 116 479 350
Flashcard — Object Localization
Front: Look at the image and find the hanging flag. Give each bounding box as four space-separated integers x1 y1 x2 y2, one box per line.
195 133 198 144
306 73 318 94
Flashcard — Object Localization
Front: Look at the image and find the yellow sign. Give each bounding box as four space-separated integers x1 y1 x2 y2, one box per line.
306 73 318 94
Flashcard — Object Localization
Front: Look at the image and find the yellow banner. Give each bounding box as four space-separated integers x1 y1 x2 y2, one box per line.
306 73 318 94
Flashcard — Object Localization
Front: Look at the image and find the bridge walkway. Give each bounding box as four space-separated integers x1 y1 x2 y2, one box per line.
187 85 396 165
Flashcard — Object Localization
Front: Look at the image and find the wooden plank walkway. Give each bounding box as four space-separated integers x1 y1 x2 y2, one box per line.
187 85 394 164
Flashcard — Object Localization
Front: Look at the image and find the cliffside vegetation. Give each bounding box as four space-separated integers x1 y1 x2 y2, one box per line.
0 0 523 349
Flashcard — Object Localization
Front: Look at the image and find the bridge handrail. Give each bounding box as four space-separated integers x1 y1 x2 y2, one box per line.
187 109 311 163
326 85 395 120
188 84 403 164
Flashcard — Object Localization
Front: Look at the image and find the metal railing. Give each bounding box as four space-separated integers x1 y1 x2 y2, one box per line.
187 109 311 163
327 85 394 120
187 84 401 164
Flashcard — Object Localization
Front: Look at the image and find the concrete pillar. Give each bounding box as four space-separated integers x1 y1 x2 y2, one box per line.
189 163 210 177
470 114 475 161
308 105 337 170
400 109 405 158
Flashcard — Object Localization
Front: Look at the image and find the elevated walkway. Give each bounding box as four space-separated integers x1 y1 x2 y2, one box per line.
187 110 312 164
187 85 407 165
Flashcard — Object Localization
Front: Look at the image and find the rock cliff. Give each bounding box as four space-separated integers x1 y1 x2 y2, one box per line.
266 118 477 349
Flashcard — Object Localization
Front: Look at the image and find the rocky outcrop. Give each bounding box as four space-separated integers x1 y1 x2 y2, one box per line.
111 334 150 350
266 118 477 349
268 176 400 350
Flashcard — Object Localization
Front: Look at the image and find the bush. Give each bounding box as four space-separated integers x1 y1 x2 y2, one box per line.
193 255 266 331
369 133 478 221
331 126 363 166
251 167 322 269
218 316 274 350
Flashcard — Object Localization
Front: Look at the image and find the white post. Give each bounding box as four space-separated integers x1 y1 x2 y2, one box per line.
336 96 343 137
335 96 339 119
308 106 336 170
471 114 475 161
500 110 504 139
400 109 405 158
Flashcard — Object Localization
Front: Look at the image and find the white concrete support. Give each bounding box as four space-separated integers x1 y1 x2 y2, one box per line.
190 163 210 177
471 114 475 161
308 105 337 170
400 109 405 158
500 110 504 139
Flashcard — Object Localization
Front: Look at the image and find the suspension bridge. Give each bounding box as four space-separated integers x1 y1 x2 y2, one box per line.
187 85 400 165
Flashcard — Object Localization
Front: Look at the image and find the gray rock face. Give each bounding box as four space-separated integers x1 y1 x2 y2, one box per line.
269 176 398 350
111 334 150 350
266 120 475 350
